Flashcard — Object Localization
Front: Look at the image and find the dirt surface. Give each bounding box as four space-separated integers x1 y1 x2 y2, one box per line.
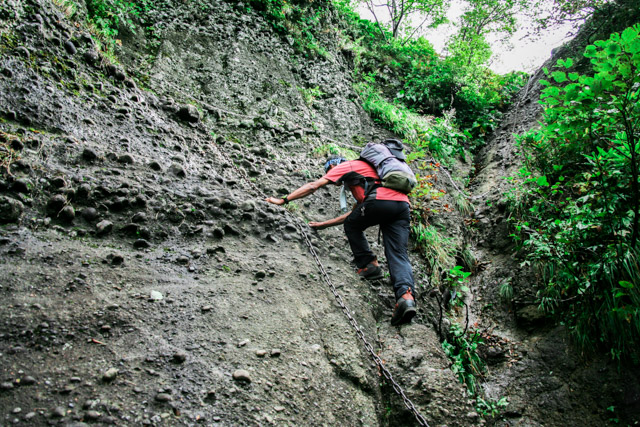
1 0 639 426
0 0 475 425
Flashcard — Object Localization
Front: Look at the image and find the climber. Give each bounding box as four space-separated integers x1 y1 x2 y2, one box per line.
265 155 416 326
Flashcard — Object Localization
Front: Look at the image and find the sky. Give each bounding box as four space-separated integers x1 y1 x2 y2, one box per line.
356 2 576 74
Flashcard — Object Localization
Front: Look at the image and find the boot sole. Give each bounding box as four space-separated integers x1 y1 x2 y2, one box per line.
391 306 416 326
360 272 384 281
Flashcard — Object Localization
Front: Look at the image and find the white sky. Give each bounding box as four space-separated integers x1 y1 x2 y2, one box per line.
356 2 575 74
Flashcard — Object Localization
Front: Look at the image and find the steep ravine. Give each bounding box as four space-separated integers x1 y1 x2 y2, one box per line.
466 2 640 425
0 0 639 426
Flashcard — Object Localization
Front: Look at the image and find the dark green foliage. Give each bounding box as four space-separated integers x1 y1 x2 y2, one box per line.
442 324 485 395
508 24 640 363
245 0 334 57
85 0 148 38
355 36 526 144
397 48 527 139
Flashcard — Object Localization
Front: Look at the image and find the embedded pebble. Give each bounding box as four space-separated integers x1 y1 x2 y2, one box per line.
150 290 163 301
96 220 113 235
51 406 66 418
85 410 101 420
232 369 252 383
172 351 187 364
155 393 172 402
134 239 151 249
21 376 36 385
102 367 118 382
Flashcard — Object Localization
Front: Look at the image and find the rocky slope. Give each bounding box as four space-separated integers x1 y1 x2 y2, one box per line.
0 0 639 426
0 0 473 425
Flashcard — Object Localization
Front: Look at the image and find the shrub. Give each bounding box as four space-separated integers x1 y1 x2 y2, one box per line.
509 24 640 363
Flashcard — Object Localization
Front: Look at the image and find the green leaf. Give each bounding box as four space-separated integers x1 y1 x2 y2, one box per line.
628 39 640 54
542 86 560 98
584 45 598 58
536 176 549 187
606 41 622 56
621 27 638 44
552 71 567 83
619 62 632 77
619 281 634 289
568 72 580 81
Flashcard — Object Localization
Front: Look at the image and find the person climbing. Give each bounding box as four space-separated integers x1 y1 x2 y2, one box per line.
265 154 417 326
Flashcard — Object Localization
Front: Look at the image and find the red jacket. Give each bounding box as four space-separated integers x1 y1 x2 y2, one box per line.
322 160 409 204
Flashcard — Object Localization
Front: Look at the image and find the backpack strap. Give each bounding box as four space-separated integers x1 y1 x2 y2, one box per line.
361 177 381 200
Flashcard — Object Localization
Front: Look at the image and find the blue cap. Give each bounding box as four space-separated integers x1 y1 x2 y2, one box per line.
323 156 347 173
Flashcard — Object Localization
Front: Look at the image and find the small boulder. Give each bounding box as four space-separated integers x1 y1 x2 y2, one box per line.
172 351 187 364
155 393 172 402
133 239 151 249
81 207 99 222
46 194 66 214
82 148 98 162
59 205 75 222
232 369 251 383
107 253 124 265
63 40 76 55
10 178 32 194
96 220 113 236
51 406 66 418
83 50 99 66
177 104 200 123
169 164 186 178
117 154 134 164
102 368 118 382
0 196 24 224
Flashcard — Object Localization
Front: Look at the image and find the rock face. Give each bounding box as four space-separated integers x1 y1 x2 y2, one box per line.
0 0 470 425
0 0 638 426
0 196 24 223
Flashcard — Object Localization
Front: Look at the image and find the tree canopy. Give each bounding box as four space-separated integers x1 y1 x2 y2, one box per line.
362 0 451 41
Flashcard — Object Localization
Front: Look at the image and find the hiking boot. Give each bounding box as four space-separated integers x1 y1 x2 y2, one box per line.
391 289 416 326
357 263 383 280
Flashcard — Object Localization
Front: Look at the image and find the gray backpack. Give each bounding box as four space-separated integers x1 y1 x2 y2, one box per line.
359 139 417 194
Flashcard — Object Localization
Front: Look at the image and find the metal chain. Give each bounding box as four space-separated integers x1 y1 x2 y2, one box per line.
294 222 430 427
211 141 430 427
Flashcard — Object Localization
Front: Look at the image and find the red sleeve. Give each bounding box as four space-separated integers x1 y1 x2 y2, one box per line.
322 162 352 184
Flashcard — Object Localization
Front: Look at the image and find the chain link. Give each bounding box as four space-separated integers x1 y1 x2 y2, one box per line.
212 142 430 427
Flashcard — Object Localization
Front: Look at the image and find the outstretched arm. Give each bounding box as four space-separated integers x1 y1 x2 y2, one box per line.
265 177 332 205
309 210 351 230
